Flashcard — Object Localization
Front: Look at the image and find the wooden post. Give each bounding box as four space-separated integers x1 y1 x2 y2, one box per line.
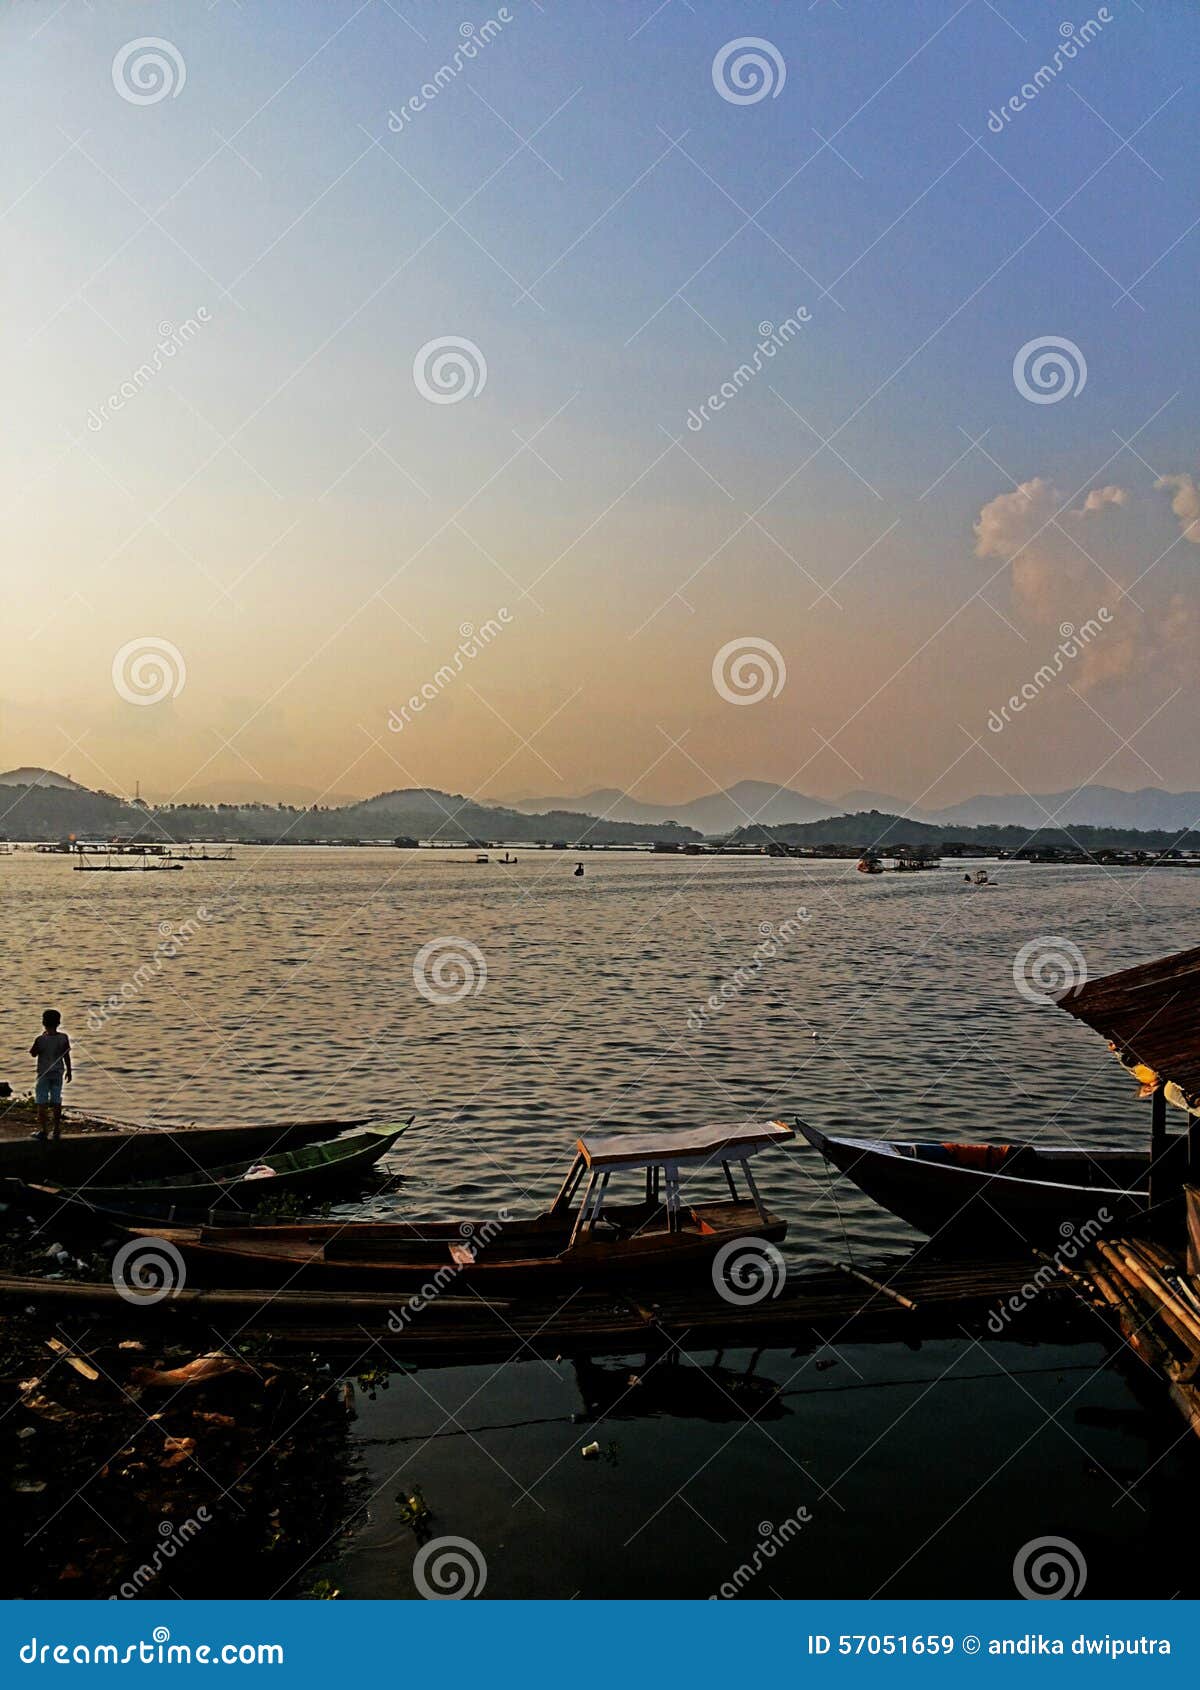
1150 1084 1168 1207
1189 1113 1200 1178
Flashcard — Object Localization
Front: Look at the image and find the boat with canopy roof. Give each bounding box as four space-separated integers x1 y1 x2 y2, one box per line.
112 1121 795 1290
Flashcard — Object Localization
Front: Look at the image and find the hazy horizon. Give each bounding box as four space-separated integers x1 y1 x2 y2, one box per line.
5 1 1200 814
7 757 1200 818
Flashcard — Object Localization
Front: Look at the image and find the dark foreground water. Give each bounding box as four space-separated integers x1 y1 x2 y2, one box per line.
3 847 1198 1596
311 1336 1198 1601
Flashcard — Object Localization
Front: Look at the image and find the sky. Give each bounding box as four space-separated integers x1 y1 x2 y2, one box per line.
3 0 1200 810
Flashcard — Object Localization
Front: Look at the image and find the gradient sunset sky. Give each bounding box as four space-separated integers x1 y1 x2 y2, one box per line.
4 0 1199 809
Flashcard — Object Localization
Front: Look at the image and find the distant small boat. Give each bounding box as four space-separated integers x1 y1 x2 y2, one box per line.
499 853 517 864
795 1121 1148 1244
475 853 489 864
857 855 883 875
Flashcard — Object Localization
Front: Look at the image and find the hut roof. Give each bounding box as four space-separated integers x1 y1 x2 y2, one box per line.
1057 944 1200 1109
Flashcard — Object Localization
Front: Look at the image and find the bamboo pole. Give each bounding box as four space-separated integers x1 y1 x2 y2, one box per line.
835 1261 918 1311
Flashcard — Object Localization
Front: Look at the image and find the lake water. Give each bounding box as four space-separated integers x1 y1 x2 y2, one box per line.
4 847 1198 1597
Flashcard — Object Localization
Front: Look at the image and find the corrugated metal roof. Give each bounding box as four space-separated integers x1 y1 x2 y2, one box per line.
1057 944 1200 1108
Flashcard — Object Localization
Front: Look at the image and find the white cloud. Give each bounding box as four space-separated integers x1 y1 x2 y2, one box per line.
1155 473 1200 544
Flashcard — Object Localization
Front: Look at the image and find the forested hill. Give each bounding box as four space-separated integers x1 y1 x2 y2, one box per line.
0 781 701 846
723 809 1200 853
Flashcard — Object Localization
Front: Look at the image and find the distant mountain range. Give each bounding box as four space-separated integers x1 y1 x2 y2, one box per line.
510 781 1200 835
3 767 1199 843
0 771 700 846
507 782 916 834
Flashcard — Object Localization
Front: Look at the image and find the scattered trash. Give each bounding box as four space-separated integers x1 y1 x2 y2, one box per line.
44 1338 99 1382
131 1353 254 1391
580 1441 601 1459
395 1486 432 1532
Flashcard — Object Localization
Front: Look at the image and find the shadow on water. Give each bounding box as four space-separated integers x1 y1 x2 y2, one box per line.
312 1329 1200 1600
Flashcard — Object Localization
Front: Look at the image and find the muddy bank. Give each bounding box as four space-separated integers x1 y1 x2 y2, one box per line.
1 1306 360 1599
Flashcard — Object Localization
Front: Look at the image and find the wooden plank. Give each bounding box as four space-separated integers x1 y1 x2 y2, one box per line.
836 1261 918 1312
0 1253 1076 1357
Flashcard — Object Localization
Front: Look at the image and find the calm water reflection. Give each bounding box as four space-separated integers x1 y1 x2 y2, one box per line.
6 846 1197 1597
3 846 1189 1255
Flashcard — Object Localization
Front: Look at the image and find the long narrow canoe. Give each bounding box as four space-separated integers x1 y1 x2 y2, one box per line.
795 1120 1149 1245
118 1198 787 1292
21 1123 406 1216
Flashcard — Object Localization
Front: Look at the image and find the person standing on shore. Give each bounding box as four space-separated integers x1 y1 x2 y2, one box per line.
30 1009 71 1143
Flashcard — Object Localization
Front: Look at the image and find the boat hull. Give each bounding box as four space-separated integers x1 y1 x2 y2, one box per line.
123 1203 788 1292
797 1123 1149 1245
30 1126 404 1215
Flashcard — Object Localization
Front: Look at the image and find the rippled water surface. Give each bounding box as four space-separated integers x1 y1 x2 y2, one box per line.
3 846 1194 1253
5 846 1200 1598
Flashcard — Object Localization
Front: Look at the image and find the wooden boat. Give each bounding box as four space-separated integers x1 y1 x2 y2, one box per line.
117 1122 794 1290
796 1121 1149 1244
856 855 883 874
25 1124 406 1216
